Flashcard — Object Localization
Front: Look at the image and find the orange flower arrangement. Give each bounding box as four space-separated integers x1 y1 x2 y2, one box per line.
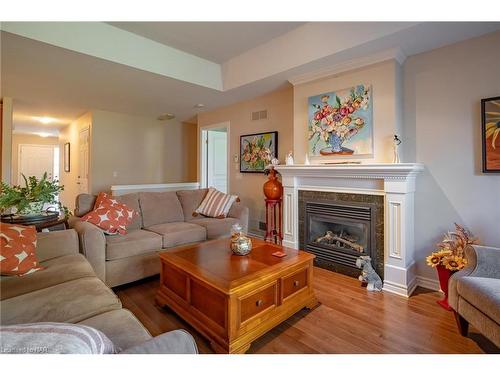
426 223 477 271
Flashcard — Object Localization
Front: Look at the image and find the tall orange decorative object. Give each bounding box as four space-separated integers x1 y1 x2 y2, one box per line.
263 168 283 244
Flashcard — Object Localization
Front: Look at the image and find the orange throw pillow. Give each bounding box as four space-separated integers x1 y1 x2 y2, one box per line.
82 192 138 235
0 223 44 276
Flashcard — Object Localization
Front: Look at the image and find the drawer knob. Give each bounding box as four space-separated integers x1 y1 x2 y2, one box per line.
293 280 300 287
256 299 263 307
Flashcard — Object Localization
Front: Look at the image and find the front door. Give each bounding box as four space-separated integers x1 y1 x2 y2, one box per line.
18 144 54 184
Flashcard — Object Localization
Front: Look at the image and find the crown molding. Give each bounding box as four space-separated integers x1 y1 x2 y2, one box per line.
287 48 407 86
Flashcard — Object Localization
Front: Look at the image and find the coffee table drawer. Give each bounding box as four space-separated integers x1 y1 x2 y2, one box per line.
282 268 308 300
239 283 277 323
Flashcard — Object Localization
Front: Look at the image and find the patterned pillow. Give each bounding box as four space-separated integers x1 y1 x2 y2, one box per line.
93 192 119 210
0 223 43 276
0 322 116 354
195 188 238 219
81 192 138 235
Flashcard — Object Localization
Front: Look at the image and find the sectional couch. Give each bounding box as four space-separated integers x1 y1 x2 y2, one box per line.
70 189 249 287
0 229 197 353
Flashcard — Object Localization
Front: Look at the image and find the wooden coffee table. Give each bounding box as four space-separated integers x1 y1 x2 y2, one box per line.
155 237 318 354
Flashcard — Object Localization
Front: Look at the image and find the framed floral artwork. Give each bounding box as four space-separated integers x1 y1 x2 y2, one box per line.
240 131 278 173
481 96 500 173
308 84 373 157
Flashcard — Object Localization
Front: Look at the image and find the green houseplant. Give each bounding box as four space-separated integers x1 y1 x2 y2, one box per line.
0 172 69 217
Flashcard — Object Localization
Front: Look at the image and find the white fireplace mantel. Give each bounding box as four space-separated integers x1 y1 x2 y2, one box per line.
274 163 424 297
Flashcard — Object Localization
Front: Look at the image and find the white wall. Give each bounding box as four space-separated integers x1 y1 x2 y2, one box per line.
403 30 500 280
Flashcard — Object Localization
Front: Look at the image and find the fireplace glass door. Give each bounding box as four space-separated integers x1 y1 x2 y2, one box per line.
304 201 376 276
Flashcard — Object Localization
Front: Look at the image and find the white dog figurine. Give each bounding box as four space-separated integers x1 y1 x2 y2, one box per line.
356 256 383 292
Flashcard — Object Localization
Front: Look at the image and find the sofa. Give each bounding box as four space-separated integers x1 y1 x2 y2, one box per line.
70 189 249 287
449 244 500 348
0 229 197 354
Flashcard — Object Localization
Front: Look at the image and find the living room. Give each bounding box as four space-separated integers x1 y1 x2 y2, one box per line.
1 1 499 373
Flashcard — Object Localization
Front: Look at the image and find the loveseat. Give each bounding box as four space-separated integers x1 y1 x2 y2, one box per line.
449 244 500 348
70 189 249 287
0 229 197 353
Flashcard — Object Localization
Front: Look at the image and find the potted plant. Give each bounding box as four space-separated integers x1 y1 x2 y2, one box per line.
0 172 69 217
426 223 477 310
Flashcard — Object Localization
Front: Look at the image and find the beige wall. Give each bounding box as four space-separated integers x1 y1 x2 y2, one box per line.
58 112 92 211
293 60 401 164
91 110 197 193
11 134 59 185
1 97 13 184
403 30 500 281
198 87 294 231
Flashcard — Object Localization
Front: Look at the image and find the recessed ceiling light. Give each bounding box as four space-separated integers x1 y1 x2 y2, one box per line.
157 113 176 121
33 116 56 124
38 132 51 138
194 104 205 109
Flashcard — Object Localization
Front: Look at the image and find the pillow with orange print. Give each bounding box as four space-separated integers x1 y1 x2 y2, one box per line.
82 200 138 235
93 192 122 209
0 223 44 276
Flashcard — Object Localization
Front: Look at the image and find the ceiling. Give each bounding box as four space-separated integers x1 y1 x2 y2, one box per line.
107 22 304 63
1 22 500 136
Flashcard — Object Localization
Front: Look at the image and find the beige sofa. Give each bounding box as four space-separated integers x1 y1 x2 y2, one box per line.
0 229 197 353
449 244 500 348
70 189 249 287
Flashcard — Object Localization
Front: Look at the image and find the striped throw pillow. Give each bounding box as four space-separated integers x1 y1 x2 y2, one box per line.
195 188 238 219
0 322 116 354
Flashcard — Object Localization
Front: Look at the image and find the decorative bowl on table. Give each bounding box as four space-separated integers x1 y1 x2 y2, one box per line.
230 223 252 256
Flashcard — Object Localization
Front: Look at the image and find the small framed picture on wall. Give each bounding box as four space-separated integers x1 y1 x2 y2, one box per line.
64 143 70 172
481 96 500 173
240 131 278 173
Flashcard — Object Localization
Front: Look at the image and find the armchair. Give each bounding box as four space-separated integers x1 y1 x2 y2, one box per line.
449 245 500 347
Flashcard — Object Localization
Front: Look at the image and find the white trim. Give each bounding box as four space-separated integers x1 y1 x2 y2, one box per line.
383 278 417 298
199 121 230 193
416 276 441 292
111 182 200 195
275 163 424 180
288 48 407 86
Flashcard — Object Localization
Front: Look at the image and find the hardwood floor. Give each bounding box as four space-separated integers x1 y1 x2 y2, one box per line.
114 267 498 354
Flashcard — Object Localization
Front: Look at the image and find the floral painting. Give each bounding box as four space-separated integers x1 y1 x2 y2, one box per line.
240 131 277 173
308 84 373 157
481 96 500 173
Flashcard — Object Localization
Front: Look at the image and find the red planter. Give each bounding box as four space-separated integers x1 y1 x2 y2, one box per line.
436 265 456 310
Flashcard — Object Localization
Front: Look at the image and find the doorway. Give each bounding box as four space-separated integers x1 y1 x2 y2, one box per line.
200 122 229 193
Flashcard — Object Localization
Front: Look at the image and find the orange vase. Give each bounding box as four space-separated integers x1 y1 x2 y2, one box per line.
263 169 283 200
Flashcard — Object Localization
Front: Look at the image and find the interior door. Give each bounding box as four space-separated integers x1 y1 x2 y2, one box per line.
18 144 54 184
78 127 90 194
207 130 228 193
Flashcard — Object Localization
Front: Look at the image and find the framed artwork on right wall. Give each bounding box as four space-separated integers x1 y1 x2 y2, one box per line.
481 96 500 173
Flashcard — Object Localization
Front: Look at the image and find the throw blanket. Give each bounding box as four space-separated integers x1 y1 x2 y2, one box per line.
0 322 115 354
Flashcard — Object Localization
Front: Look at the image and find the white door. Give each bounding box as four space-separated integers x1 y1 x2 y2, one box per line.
18 145 54 184
78 127 90 194
207 130 227 193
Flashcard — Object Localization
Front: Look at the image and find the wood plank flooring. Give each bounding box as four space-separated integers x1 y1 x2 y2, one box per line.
114 267 498 354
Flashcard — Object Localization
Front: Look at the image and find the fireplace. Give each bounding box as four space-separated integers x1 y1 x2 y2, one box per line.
298 190 384 279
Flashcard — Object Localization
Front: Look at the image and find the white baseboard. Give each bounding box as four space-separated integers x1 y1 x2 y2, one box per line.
415 275 441 292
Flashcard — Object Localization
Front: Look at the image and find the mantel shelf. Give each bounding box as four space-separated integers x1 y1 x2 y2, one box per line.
274 163 424 180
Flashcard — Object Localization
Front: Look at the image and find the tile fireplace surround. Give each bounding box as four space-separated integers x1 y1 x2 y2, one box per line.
275 163 424 297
